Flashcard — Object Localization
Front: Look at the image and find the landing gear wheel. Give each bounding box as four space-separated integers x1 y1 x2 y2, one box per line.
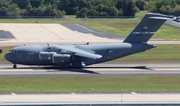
13 64 17 68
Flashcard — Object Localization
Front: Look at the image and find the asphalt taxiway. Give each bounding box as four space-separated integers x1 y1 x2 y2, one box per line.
0 63 180 77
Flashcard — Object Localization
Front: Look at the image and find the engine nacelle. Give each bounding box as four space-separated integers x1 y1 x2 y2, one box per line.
52 54 71 63
39 51 55 60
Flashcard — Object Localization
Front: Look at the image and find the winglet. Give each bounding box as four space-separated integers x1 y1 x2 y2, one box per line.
123 13 173 43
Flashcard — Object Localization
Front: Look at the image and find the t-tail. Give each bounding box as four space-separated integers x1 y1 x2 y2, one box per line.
123 13 172 43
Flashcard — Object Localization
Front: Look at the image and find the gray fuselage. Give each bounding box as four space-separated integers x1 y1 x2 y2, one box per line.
4 42 155 67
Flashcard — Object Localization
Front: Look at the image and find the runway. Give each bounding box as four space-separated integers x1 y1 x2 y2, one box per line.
1 63 180 106
0 63 180 76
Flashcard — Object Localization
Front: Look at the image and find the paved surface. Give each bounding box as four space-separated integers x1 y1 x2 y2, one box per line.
0 23 119 46
0 30 14 38
62 24 123 39
0 92 180 105
0 23 180 47
0 63 180 76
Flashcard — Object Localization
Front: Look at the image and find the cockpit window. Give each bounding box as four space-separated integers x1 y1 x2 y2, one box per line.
11 49 16 53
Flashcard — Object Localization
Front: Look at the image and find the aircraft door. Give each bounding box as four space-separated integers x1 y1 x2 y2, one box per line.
27 52 35 63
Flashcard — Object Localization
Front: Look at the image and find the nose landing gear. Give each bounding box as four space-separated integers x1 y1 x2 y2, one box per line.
13 64 17 68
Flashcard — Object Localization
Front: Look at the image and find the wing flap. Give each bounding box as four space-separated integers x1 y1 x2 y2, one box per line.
75 52 102 60
75 45 95 53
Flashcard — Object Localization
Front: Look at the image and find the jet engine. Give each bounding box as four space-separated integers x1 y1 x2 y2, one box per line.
39 51 55 60
52 54 71 63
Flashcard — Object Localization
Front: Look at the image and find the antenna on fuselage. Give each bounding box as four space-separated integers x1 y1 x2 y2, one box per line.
86 42 89 45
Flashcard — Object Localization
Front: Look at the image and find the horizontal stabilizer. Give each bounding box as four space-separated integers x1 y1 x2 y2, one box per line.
149 17 173 20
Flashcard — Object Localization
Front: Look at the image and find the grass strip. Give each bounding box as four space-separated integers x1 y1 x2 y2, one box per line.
112 44 180 63
0 76 180 92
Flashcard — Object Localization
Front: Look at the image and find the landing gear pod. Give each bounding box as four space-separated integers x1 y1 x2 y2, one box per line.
52 54 71 63
39 52 55 60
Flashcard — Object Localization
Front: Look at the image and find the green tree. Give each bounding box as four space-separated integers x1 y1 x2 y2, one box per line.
123 0 139 16
135 0 145 10
0 0 21 17
87 8 99 16
12 0 28 9
173 5 180 16
0 0 11 16
118 9 123 16
7 3 21 17
108 7 119 16
144 1 156 11
76 7 88 18
0 0 12 7
159 5 172 15
153 0 173 12
0 7 8 16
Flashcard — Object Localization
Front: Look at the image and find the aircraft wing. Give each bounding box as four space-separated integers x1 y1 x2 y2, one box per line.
74 51 102 60
52 45 102 60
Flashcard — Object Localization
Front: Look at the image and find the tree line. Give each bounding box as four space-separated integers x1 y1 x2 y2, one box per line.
0 0 180 18
144 0 180 16
0 0 139 18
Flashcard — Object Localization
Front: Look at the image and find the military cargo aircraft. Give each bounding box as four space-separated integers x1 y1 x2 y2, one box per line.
5 13 172 68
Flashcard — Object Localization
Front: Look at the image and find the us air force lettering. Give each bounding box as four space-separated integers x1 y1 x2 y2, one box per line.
4 13 172 68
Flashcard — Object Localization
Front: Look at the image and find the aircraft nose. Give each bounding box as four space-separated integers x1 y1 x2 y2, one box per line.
4 53 11 62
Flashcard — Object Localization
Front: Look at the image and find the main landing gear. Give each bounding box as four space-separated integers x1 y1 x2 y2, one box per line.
13 64 17 68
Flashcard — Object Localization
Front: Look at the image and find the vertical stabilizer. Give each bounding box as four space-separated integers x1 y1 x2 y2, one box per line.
123 13 172 43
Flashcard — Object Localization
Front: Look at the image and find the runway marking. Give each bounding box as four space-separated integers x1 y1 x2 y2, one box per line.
1 64 180 76
76 24 95 32
76 24 106 34
131 92 137 95
11 93 16 96
40 25 62 40
9 32 17 39
1 67 180 71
